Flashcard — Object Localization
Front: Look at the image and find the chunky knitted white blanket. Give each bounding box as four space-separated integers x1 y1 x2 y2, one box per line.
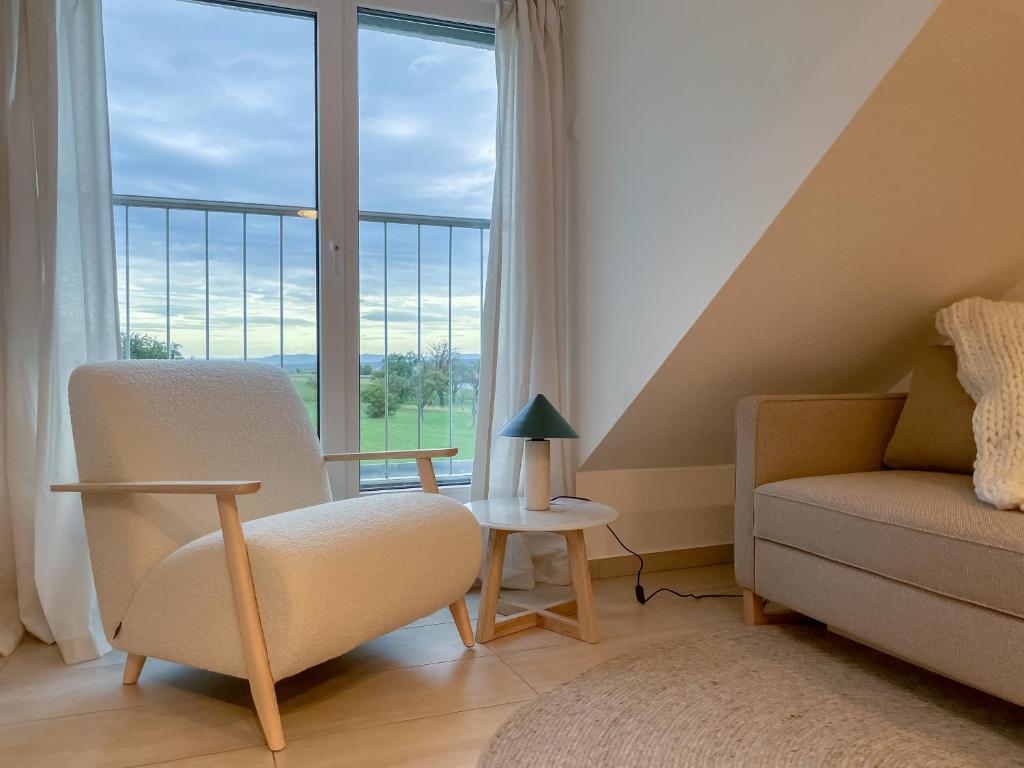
936 298 1024 510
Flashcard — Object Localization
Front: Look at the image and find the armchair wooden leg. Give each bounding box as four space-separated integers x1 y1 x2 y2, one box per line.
743 589 767 626
248 677 284 753
122 653 146 685
449 597 475 647
217 494 285 752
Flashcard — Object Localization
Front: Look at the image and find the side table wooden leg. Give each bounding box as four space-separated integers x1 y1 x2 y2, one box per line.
565 529 599 643
475 529 508 643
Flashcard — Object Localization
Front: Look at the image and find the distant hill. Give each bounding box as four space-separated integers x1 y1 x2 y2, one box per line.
254 353 318 372
255 352 481 373
359 352 481 372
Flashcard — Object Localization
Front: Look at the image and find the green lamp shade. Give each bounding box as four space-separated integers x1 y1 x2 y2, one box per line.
498 394 579 439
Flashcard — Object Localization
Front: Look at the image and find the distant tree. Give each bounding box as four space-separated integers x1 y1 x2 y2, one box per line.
427 340 451 370
414 341 481 415
360 345 479 419
423 368 449 407
453 357 480 416
360 379 397 418
384 351 417 378
419 341 452 412
382 352 416 405
360 363 372 376
123 332 182 360
362 352 417 418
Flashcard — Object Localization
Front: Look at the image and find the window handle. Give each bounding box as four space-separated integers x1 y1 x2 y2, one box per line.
329 239 342 279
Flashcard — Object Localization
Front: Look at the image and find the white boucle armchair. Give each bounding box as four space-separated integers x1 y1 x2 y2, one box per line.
51 361 482 751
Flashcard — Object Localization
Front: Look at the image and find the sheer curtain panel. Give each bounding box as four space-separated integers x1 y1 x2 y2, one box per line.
0 0 119 662
472 0 570 589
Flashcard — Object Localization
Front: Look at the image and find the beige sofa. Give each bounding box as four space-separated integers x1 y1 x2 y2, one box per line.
734 392 1024 706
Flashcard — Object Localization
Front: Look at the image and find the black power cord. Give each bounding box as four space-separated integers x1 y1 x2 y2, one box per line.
604 525 740 604
551 496 741 604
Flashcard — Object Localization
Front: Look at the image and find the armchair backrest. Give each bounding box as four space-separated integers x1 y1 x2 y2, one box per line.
68 361 332 638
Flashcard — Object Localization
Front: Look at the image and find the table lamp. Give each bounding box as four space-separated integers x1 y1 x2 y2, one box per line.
499 394 579 511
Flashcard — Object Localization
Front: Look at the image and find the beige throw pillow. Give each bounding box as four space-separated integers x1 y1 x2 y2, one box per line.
883 345 976 475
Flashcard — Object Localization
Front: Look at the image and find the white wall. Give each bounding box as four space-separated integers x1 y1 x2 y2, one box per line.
565 0 938 465
578 465 734 558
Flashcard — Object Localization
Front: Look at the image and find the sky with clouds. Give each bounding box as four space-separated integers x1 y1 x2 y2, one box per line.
103 0 495 361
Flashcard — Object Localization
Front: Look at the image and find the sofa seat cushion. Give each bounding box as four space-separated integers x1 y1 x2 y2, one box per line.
116 492 481 681
754 471 1024 619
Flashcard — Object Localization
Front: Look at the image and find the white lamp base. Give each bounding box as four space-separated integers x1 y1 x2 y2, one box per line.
524 439 551 511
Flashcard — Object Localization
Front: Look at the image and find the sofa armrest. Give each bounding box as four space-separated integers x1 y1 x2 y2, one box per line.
733 393 906 588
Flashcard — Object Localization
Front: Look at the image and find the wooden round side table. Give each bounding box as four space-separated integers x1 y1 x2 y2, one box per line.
465 496 619 644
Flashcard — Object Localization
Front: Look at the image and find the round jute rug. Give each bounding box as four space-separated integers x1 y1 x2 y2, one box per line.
479 625 1024 767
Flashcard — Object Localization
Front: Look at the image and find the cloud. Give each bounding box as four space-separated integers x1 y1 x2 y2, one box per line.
408 50 457 75
105 1 316 205
455 65 496 95
417 170 495 204
361 116 422 141
133 128 239 164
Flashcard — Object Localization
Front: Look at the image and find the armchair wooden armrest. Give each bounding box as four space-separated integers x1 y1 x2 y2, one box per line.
50 480 262 495
322 447 457 462
322 447 458 494
49 476 281 747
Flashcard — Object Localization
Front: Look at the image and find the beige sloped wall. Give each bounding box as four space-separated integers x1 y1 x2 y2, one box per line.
1004 278 1024 303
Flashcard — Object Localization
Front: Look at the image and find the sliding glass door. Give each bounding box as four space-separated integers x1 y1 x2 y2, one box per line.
102 0 495 498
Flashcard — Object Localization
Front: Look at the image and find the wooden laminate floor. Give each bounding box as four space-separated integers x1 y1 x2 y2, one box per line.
0 564 742 768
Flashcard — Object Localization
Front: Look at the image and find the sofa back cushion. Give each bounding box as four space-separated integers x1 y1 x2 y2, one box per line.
883 345 976 474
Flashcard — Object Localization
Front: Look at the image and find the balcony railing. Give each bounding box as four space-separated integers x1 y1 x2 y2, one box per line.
112 194 487 489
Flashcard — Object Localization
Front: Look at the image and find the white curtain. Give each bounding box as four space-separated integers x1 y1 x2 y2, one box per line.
0 0 119 662
472 0 571 589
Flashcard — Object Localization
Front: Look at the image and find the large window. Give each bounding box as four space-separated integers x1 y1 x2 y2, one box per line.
102 0 495 492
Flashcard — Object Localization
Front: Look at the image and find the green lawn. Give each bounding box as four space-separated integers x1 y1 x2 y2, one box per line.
287 371 476 463
359 403 476 461
289 371 318 425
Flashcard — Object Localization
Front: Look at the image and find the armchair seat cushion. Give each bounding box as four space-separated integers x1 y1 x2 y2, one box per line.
116 492 481 680
754 471 1024 619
